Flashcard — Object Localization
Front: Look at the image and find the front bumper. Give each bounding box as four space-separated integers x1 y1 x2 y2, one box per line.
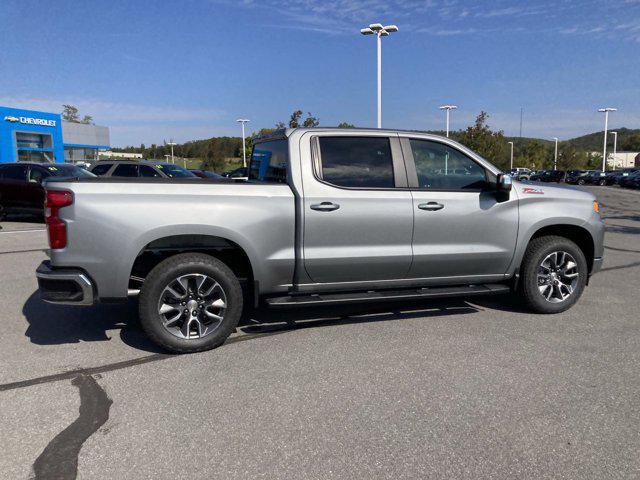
36 261 95 305
591 256 604 276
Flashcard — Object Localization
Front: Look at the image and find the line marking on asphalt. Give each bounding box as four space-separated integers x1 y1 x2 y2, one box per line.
0 248 47 256
0 331 283 393
0 229 47 234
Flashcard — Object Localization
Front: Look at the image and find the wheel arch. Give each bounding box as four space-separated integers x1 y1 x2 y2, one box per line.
522 224 595 273
126 231 259 297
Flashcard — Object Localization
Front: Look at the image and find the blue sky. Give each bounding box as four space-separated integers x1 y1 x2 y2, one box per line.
1 0 639 146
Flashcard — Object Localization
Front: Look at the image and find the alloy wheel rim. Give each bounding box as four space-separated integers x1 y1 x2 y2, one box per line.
537 251 579 303
157 274 227 339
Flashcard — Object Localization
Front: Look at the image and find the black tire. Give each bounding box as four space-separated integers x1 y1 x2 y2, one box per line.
518 235 588 314
577 179 585 185
599 179 606 186
139 253 243 353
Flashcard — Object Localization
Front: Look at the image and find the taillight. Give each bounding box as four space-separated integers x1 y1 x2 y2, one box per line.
45 189 73 249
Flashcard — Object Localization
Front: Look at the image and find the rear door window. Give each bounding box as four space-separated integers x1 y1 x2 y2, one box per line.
139 165 162 177
91 163 113 176
249 140 288 183
112 164 139 177
317 137 394 188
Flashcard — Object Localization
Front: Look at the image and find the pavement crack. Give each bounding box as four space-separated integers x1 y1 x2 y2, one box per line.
31 374 112 480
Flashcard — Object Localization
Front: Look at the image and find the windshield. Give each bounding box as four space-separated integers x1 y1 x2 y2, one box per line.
154 164 195 178
47 164 96 178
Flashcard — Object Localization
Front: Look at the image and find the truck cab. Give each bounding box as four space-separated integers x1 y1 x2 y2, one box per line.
36 128 605 353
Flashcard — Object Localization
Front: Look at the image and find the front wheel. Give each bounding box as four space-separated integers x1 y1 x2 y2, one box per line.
599 179 606 186
139 253 243 353
518 235 588 314
578 179 585 185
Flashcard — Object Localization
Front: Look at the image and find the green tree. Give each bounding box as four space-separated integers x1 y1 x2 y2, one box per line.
557 144 590 170
285 110 320 128
621 133 640 151
61 104 80 122
517 139 551 169
337 122 355 128
81 115 93 125
454 111 508 169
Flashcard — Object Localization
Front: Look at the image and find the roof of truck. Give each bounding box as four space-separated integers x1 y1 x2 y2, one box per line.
252 126 449 143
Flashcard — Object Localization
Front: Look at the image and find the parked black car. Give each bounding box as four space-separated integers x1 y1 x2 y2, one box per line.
529 170 547 181
620 170 640 189
566 170 597 185
540 170 566 183
608 168 639 186
586 170 608 186
0 162 94 219
90 160 197 178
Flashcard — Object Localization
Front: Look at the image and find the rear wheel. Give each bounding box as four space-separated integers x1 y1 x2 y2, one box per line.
599 179 606 186
578 179 586 185
139 253 242 353
518 235 588 314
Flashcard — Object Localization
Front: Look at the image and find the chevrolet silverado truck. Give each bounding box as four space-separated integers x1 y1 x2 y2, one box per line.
36 128 604 353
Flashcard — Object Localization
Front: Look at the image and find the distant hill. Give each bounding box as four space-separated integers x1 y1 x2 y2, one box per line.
562 127 640 151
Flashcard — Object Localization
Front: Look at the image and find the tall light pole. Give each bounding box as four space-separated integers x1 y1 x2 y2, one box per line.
508 141 514 170
167 140 177 164
360 23 398 128
598 107 616 172
439 105 458 137
610 131 618 170
236 118 250 168
553 137 558 170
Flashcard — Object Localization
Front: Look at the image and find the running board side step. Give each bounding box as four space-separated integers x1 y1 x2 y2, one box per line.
265 284 511 307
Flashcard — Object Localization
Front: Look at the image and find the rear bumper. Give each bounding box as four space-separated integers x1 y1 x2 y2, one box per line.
36 261 95 305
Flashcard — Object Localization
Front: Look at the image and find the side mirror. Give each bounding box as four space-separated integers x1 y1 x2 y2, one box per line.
497 173 512 192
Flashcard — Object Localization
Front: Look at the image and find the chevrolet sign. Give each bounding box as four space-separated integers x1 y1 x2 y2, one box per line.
4 115 56 127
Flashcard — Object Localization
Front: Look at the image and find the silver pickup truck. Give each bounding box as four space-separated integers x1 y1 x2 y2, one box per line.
37 128 604 353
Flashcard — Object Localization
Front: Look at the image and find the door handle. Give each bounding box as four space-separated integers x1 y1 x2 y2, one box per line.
310 202 340 212
418 202 444 211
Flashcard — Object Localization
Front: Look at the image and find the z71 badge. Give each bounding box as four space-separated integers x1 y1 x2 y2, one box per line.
522 187 544 194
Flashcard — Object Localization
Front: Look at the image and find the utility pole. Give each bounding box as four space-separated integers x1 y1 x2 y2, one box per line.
236 119 250 168
439 105 458 137
610 131 618 170
598 107 617 172
167 140 177 164
553 137 558 170
508 141 514 170
360 23 398 128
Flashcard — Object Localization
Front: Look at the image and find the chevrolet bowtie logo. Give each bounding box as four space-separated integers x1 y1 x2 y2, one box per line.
4 116 19 122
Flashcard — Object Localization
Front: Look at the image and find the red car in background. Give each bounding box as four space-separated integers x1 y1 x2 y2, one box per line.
0 162 94 220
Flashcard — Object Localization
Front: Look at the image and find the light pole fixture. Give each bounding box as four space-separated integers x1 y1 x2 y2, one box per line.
553 137 558 170
167 140 177 164
360 23 398 129
439 105 458 137
598 107 617 172
508 141 514 170
236 118 250 168
610 131 618 170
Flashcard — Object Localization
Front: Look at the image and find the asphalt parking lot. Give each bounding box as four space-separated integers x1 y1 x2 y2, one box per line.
1 186 639 480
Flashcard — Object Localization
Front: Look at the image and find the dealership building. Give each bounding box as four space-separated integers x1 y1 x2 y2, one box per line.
0 106 110 164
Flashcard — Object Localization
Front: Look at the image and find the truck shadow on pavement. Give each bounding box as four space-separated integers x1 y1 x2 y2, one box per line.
21 290 510 353
22 291 165 353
